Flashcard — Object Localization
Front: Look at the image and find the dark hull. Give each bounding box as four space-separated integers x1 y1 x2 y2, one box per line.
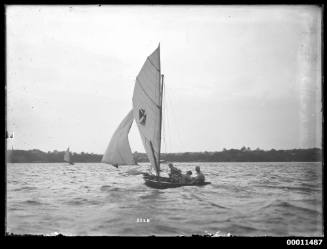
143 173 210 189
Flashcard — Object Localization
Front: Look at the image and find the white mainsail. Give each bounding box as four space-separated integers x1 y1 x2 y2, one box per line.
132 45 163 176
102 110 136 166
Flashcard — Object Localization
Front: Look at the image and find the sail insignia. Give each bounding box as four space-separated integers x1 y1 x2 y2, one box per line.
139 109 147 125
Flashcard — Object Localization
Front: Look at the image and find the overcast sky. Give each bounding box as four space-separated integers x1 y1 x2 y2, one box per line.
6 5 322 154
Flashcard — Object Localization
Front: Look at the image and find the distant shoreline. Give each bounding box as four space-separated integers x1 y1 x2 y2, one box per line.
6 148 322 163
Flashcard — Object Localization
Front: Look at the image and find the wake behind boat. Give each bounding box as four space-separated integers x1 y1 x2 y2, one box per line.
102 44 210 189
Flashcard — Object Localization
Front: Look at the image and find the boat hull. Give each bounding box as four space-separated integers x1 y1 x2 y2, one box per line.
143 173 211 189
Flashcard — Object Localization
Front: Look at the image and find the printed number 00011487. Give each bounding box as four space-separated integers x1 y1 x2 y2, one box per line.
286 239 323 246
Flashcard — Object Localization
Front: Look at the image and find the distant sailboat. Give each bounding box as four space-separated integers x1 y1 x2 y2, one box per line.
64 147 74 165
102 45 210 189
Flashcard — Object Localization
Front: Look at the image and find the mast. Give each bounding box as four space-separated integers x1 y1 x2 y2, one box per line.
157 42 164 178
158 74 164 173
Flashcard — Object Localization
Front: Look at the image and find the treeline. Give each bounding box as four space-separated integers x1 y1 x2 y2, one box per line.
6 147 322 163
6 150 102 163
156 148 322 163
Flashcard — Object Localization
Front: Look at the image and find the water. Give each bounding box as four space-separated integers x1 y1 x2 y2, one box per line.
6 162 323 236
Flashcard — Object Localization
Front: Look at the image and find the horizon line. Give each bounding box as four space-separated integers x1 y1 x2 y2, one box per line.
5 147 323 155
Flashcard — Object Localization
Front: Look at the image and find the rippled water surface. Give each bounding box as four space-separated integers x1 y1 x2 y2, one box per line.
6 162 323 236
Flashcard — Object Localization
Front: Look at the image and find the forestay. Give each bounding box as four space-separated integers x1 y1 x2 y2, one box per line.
102 110 136 166
132 45 162 176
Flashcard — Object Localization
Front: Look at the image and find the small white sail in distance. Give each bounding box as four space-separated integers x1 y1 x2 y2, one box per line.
101 110 136 166
64 147 73 164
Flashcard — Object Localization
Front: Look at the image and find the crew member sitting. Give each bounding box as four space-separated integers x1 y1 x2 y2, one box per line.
192 166 205 184
181 170 193 184
168 163 182 183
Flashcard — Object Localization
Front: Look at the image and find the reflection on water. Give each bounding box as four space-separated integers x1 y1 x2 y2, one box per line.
6 162 323 236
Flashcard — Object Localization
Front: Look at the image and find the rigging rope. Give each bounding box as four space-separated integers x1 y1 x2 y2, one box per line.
162 79 167 154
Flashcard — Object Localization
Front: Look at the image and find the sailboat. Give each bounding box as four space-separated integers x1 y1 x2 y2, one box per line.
102 44 210 189
64 147 74 165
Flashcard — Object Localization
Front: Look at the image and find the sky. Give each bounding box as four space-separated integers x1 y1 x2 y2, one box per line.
6 5 322 154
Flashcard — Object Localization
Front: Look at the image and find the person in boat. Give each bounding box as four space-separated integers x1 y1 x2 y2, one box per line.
181 170 193 184
192 166 205 184
168 163 182 183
